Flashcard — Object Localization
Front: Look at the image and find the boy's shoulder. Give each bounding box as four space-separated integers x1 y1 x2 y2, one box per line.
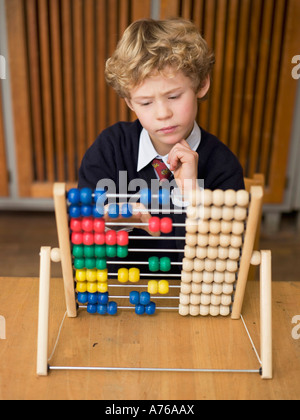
96 119 143 144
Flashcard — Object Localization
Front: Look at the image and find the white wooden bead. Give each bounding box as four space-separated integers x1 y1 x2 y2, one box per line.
212 282 223 295
187 205 198 220
203 271 214 284
251 250 261 265
234 206 247 221
186 218 198 233
223 283 234 295
224 189 236 207
208 233 220 247
181 270 193 283
210 205 222 220
218 246 229 260
232 221 245 235
204 258 216 272
198 220 209 234
191 282 202 294
219 233 231 247
220 305 230 317
221 294 232 306
200 304 210 316
189 189 203 206
214 271 225 283
196 246 207 259
185 233 197 247
179 304 190 316
211 294 221 306
190 304 200 316
184 245 196 259
212 189 224 206
209 304 220 316
203 189 213 206
200 293 211 305
230 234 243 248
197 233 209 247
226 260 238 272
222 206 234 221
181 283 192 294
190 294 201 305
180 293 190 305
182 258 194 272
225 271 236 284
221 220 232 234
210 220 221 234
197 205 210 220
50 248 61 262
194 258 205 272
192 270 203 283
207 246 218 260
228 246 240 260
201 283 213 295
215 258 226 272
236 190 249 207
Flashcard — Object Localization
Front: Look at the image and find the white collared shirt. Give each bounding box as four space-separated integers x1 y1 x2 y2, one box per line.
137 121 201 173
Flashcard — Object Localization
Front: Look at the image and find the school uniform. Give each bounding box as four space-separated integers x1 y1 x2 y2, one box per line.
78 119 244 275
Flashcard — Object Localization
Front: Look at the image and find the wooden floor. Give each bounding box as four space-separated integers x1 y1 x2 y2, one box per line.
0 210 299 281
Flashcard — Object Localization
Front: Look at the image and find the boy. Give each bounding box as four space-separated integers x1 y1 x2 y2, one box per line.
78 18 244 272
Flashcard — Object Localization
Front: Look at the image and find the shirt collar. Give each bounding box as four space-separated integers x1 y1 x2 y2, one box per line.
137 121 201 172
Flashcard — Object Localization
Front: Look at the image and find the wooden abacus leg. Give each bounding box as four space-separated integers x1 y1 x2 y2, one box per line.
37 247 51 376
260 250 272 379
53 183 77 318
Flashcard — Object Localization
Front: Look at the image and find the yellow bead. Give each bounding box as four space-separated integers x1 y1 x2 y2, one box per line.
76 281 87 293
87 282 98 293
158 280 169 295
97 268 108 282
129 267 140 283
76 269 86 282
148 280 158 295
118 268 129 283
86 269 97 282
97 281 108 293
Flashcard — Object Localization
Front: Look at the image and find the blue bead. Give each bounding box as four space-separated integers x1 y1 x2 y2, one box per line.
135 304 145 315
97 304 107 315
140 188 151 206
68 188 80 204
93 204 105 218
98 292 109 305
140 291 151 306
107 301 118 315
80 188 93 204
94 189 106 204
77 292 88 304
121 203 133 218
145 302 156 315
69 205 81 218
108 204 119 218
87 304 97 314
129 291 140 305
81 205 93 217
88 292 98 305
159 188 170 205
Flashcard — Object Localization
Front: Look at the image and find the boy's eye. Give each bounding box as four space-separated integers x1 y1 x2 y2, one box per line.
169 94 181 100
141 102 151 106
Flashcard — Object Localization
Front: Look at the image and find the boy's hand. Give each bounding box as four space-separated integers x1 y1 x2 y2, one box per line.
167 139 199 192
104 202 160 237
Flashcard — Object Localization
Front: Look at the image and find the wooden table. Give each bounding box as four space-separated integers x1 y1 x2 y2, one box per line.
0 277 299 400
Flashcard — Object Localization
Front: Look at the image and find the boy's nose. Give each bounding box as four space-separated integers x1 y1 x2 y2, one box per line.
156 102 173 120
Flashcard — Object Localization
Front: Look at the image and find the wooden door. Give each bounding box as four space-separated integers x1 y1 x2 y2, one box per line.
160 0 300 203
5 0 151 198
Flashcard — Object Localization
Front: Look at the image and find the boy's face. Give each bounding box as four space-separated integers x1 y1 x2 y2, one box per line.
126 68 209 156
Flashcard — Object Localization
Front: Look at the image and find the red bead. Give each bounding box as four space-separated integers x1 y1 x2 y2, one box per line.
94 232 105 245
82 217 94 232
93 218 105 233
117 230 129 246
83 232 94 245
149 216 160 233
71 232 83 245
105 230 117 245
160 217 173 234
70 218 82 232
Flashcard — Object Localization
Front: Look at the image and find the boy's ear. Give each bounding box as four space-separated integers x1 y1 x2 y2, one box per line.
197 77 210 99
125 97 134 111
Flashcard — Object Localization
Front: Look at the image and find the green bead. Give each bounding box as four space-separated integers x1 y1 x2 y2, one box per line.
95 245 106 258
84 245 95 258
148 256 159 272
74 258 85 269
96 258 107 270
160 257 171 272
106 245 117 258
85 257 96 269
117 245 128 258
72 245 84 258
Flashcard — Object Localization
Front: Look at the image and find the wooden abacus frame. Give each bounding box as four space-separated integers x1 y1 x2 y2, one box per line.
37 183 272 379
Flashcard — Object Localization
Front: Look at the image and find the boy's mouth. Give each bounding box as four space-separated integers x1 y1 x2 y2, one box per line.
158 126 178 134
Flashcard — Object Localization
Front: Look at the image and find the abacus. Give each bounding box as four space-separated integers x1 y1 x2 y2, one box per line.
37 182 272 378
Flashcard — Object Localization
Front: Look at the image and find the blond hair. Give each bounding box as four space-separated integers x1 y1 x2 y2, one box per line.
105 18 215 98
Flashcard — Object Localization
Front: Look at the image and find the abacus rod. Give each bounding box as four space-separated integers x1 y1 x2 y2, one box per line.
49 366 261 373
99 295 180 300
128 248 183 253
129 236 185 240
107 284 180 288
106 222 186 227
106 260 182 265
108 272 181 277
